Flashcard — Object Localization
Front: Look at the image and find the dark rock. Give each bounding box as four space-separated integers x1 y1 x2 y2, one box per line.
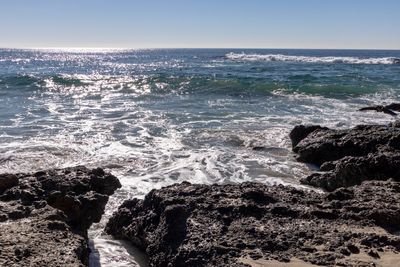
292 124 400 165
0 174 18 193
0 166 121 267
106 181 400 267
339 247 351 256
347 244 360 254
301 151 400 191
326 188 354 201
368 249 380 259
289 125 329 148
291 122 400 190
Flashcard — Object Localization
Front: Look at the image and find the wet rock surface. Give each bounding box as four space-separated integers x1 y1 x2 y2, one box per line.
106 181 400 267
291 122 400 191
105 121 400 266
0 166 121 267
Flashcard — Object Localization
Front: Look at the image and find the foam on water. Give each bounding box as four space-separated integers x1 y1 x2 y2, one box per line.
226 52 400 64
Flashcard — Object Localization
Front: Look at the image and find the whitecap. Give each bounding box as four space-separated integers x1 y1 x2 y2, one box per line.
225 52 400 65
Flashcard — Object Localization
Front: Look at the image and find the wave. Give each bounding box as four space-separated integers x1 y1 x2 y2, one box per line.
0 74 87 89
0 73 391 99
225 52 400 65
0 75 41 87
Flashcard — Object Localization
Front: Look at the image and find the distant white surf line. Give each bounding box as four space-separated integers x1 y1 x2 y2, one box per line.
225 52 400 64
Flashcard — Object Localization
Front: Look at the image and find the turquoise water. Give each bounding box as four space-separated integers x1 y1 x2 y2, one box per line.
1 48 400 265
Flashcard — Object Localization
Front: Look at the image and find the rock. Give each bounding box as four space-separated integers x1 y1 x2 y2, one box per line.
0 166 121 267
301 151 400 191
291 124 400 165
0 174 18 193
368 249 380 259
291 122 400 190
347 244 360 254
289 125 328 148
106 181 400 267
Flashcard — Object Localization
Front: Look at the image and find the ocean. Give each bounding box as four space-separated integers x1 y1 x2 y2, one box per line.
1 48 400 266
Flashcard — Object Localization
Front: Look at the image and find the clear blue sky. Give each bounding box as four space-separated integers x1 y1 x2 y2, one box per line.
1 0 399 49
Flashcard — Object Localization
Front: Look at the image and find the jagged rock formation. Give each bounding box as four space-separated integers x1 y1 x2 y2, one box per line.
0 166 121 267
106 181 400 267
290 122 400 191
105 121 400 266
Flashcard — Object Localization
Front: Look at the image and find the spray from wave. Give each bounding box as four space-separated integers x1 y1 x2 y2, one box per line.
225 52 400 65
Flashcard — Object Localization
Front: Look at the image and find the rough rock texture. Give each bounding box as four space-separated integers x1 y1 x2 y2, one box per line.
289 125 329 148
290 123 400 191
106 181 400 267
0 166 121 267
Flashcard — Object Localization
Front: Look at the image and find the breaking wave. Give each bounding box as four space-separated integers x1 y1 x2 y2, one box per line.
225 52 400 65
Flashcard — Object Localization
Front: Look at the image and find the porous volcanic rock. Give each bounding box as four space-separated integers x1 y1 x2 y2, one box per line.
106 181 400 267
0 166 121 267
290 122 400 191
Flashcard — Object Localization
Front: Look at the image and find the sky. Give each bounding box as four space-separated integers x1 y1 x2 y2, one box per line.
0 0 399 49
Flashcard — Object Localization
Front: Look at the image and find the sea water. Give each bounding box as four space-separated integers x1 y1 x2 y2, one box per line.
1 48 399 266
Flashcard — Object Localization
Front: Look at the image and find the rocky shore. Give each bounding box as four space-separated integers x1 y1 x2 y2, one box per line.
291 122 400 191
2 122 400 266
106 122 400 267
0 166 121 266
106 180 400 267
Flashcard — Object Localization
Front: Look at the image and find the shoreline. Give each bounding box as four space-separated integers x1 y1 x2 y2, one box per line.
105 120 400 266
1 120 400 266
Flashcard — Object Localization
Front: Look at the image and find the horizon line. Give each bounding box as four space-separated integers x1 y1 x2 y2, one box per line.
1 46 400 52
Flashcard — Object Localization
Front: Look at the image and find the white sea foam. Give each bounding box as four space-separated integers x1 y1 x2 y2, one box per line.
226 52 400 64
